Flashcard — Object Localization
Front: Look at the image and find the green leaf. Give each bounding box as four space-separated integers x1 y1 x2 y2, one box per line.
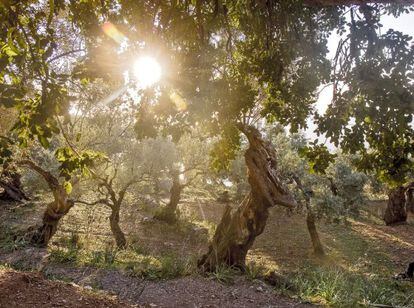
2 45 18 57
364 116 372 124
63 181 72 194
38 135 50 148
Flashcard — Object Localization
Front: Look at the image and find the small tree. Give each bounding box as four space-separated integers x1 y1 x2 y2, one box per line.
271 127 367 255
77 166 147 249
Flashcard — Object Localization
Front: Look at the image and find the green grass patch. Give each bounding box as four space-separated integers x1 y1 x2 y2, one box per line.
0 226 28 253
282 265 414 307
207 264 241 284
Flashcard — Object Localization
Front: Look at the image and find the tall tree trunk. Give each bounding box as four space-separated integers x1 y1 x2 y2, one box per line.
198 125 296 271
384 186 407 225
306 211 325 256
406 187 414 214
154 172 182 223
109 206 127 249
292 175 325 256
30 188 74 246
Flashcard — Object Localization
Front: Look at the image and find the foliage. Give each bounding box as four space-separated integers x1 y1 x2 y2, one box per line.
315 5 414 186
55 147 105 180
270 126 367 220
299 143 336 175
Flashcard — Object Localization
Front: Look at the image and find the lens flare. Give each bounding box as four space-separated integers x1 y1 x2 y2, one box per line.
102 22 126 44
133 56 162 88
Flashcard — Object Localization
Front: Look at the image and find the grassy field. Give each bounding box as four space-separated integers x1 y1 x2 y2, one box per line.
1 192 414 307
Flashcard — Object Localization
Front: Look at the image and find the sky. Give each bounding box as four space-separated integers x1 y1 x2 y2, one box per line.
305 10 414 148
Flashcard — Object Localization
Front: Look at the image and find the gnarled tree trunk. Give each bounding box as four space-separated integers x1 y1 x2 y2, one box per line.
109 206 127 249
384 186 407 225
154 172 182 223
198 125 296 271
30 187 74 246
19 160 74 246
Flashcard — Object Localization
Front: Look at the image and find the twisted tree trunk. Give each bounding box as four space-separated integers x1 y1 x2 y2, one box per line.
198 125 296 271
18 160 74 246
384 186 407 225
30 188 74 246
109 206 127 249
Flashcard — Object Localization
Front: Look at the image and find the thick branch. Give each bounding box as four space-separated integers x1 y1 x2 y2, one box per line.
18 159 59 191
75 198 111 207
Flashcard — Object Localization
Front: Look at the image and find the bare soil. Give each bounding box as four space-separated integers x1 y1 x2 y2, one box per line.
0 269 136 308
0 248 310 307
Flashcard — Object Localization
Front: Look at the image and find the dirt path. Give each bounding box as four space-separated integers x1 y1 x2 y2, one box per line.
45 266 310 307
0 265 310 308
0 269 136 308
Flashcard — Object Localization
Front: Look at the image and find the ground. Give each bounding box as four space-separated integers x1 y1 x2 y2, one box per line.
1 193 414 307
0 268 134 308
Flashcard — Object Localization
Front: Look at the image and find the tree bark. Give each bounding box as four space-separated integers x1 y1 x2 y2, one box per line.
154 172 182 223
18 160 74 246
109 206 127 249
384 186 407 225
292 175 325 256
30 187 74 246
198 125 296 271
306 211 325 256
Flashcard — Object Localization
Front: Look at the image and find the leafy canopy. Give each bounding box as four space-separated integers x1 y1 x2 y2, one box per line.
0 1 412 185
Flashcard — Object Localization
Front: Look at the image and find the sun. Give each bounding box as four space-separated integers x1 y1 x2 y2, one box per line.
133 56 162 88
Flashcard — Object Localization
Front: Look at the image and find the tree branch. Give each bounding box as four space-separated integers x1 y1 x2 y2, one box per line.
18 159 59 191
74 198 111 207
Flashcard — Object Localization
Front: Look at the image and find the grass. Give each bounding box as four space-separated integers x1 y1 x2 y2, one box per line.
48 238 196 280
207 264 241 284
282 264 414 307
0 226 28 253
245 261 267 281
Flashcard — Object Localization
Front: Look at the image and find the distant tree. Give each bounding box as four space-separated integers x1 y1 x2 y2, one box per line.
147 133 208 223
77 163 147 249
269 127 367 255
